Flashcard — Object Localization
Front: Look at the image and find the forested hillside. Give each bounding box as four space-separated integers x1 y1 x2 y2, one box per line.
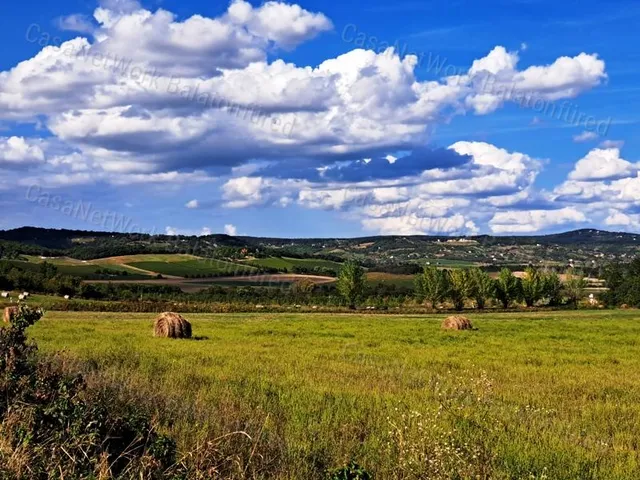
1 227 639 269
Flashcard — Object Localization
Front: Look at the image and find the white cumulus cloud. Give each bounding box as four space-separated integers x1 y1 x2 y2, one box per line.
489 207 587 233
568 148 638 181
224 224 238 235
0 137 45 165
572 131 599 143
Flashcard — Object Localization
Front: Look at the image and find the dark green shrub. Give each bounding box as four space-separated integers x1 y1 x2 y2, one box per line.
328 460 372 480
0 305 177 479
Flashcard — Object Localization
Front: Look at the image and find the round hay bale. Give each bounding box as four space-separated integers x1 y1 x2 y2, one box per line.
3 306 19 323
153 312 192 339
442 315 473 331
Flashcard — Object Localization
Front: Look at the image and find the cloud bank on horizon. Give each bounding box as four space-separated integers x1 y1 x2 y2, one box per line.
1 0 638 236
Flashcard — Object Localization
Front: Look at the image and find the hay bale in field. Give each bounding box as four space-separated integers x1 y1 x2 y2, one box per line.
442 315 473 331
153 312 192 339
3 306 19 323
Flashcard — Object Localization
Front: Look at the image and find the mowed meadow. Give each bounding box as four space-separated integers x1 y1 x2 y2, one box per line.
30 310 640 479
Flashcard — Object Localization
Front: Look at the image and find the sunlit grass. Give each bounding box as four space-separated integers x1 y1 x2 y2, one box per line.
30 310 640 479
244 256 342 272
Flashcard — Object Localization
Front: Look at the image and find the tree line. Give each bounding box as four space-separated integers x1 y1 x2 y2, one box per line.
0 261 80 296
335 261 589 310
415 266 587 310
601 258 640 307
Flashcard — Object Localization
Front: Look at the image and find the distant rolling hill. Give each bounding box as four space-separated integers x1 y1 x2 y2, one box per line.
1 226 639 270
2 253 258 280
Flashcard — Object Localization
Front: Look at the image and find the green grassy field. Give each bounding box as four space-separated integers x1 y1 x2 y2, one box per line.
99 254 201 263
29 310 640 479
366 272 416 288
245 256 342 272
9 254 258 278
6 258 149 278
127 259 257 277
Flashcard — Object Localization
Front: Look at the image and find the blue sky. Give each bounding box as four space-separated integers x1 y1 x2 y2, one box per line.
1 0 639 237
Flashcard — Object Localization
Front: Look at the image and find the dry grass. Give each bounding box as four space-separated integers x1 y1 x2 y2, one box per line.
3 306 18 323
153 312 192 339
442 315 473 330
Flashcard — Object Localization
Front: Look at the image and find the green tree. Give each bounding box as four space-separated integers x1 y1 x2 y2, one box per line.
542 269 562 306
337 261 366 309
521 267 545 307
495 268 521 309
38 261 58 279
447 269 472 311
291 277 315 295
468 268 495 309
415 265 449 308
601 259 640 307
564 269 587 308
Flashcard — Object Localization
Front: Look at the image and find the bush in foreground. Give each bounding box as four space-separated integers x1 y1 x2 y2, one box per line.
328 461 372 479
0 305 177 479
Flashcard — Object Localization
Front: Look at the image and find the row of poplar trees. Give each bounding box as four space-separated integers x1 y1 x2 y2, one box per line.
415 266 586 310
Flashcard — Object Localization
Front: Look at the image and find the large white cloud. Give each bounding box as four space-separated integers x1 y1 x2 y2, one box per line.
226 0 332 49
604 209 640 229
539 146 640 233
463 47 607 114
489 207 588 233
0 137 45 165
92 0 331 76
1 1 332 118
362 214 477 236
568 148 638 181
554 147 640 207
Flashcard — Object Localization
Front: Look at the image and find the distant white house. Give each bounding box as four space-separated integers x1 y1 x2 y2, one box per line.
18 294 25 301
22 292 29 297
1 291 8 298
64 295 70 300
